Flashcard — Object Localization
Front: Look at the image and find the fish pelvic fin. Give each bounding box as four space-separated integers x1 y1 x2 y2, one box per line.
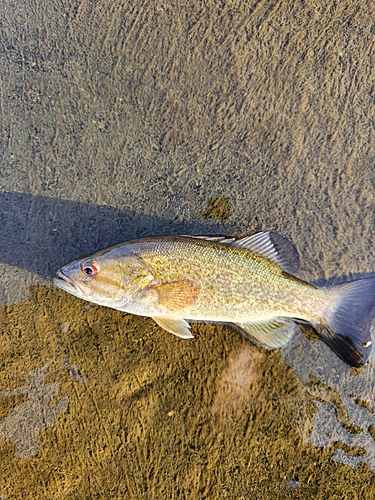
152 317 194 339
230 319 297 349
316 277 375 367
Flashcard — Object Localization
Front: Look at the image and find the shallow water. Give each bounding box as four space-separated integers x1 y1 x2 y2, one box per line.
2 0 375 498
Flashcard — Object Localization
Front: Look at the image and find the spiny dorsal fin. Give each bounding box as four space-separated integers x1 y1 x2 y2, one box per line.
182 235 238 244
184 231 300 274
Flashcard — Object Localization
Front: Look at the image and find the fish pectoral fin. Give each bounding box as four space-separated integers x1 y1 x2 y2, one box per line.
147 280 200 311
231 319 297 349
152 317 194 339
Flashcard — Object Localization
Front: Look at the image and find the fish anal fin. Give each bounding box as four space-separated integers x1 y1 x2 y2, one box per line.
230 319 297 349
152 317 193 339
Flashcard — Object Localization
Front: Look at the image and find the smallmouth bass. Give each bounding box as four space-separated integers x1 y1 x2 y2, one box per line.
54 231 375 367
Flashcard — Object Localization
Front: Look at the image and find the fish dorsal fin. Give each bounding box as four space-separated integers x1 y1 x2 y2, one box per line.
185 231 300 274
182 235 238 244
233 231 300 273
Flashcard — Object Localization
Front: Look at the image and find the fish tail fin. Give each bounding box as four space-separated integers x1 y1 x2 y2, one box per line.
315 277 375 367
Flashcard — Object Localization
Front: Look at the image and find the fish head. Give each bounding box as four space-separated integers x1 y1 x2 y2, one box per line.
54 253 125 307
54 247 152 309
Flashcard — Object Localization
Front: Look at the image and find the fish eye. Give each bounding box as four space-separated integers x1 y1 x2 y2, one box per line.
81 261 99 276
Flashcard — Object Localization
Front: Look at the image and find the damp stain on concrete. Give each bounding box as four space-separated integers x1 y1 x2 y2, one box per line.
0 361 84 458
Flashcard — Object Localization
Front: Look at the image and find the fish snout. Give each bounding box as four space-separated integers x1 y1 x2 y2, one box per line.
54 263 81 294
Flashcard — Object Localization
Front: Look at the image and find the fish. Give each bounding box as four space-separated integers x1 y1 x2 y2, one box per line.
54 231 375 367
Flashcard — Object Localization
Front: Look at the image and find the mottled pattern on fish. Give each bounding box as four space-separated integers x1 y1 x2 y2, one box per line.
122 236 326 323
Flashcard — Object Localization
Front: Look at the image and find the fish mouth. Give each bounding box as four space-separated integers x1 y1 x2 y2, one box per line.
54 270 82 297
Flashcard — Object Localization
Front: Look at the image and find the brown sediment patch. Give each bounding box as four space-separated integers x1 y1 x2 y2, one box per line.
199 196 232 220
1 287 375 498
